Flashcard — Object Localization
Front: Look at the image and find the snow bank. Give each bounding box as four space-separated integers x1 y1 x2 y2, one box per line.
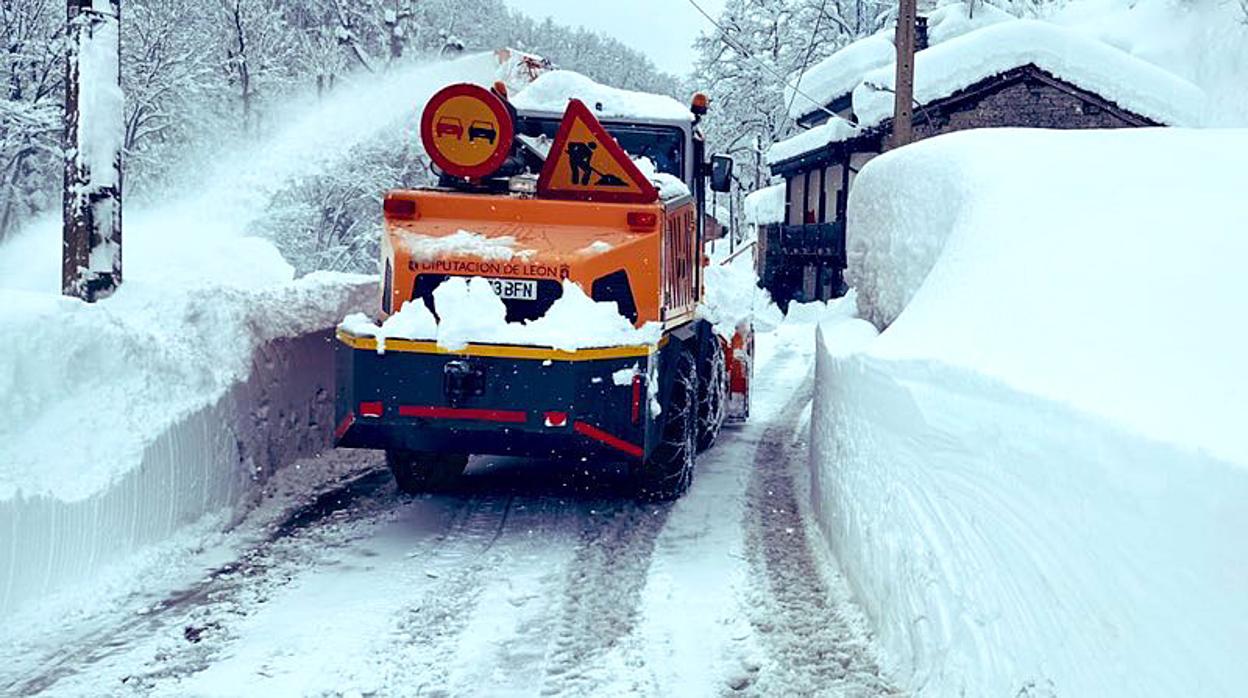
0 274 372 503
512 69 693 122
854 20 1205 128
849 128 1248 461
743 183 785 226
0 53 503 616
699 249 781 338
813 128 1248 696
784 2 1014 120
342 277 662 353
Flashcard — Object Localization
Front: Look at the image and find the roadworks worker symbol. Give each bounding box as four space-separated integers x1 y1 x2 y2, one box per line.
421 83 514 179
537 99 659 204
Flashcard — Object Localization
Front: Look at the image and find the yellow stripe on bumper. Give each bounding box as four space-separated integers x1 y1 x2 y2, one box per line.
336 329 663 362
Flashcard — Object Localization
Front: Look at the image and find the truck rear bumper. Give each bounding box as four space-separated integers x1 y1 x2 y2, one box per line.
334 330 659 461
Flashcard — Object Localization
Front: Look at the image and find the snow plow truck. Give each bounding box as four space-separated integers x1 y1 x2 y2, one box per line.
334 76 749 501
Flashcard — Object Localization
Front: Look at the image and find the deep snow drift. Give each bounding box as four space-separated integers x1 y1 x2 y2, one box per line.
0 53 507 617
813 128 1248 696
849 128 1248 464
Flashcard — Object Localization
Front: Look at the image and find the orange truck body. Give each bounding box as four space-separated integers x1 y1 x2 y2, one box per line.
379 190 699 329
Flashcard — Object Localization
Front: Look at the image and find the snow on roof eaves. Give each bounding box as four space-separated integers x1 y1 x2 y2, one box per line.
785 2 1016 121
765 117 862 167
784 33 894 122
744 183 786 225
853 20 1207 129
512 70 693 122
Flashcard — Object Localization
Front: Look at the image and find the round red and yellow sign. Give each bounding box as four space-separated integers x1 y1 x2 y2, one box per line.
420 83 514 180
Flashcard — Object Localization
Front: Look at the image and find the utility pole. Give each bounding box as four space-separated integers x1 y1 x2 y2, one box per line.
753 132 762 191
891 0 917 149
63 0 123 302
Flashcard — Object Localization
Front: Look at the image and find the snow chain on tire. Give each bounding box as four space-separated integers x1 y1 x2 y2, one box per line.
386 450 469 494
636 351 696 502
696 334 727 453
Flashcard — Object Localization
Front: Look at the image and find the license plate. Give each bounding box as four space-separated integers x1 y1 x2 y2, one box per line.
487 278 538 301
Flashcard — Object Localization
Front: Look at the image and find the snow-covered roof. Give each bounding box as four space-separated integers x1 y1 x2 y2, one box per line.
765 117 861 166
512 70 693 122
768 17 1206 167
784 2 1014 121
852 19 1206 129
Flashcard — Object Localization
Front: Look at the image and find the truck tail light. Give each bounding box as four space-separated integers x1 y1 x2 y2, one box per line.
544 411 568 428
627 211 658 231
359 401 384 418
383 197 418 220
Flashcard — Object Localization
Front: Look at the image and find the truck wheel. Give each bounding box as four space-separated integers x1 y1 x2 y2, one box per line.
636 351 696 502
696 335 727 452
385 450 468 494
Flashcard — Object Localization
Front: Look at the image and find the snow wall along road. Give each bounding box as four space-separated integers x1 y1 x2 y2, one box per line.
811 129 1248 697
0 53 505 617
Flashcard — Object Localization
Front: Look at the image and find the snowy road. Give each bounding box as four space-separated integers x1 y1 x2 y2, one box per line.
2 326 893 697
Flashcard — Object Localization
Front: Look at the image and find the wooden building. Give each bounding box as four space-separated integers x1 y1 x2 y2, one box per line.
759 7 1203 307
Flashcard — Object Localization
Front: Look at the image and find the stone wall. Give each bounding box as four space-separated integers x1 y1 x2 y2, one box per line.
914 71 1144 140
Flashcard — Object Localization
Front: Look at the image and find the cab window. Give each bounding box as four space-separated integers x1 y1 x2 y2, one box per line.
516 116 686 180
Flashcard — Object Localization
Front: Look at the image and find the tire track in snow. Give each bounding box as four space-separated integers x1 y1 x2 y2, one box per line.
742 376 897 697
375 493 518 696
539 500 672 696
122 491 516 696
7 464 499 697
5 464 397 696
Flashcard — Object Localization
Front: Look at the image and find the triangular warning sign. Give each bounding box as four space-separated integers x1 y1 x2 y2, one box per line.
536 99 659 204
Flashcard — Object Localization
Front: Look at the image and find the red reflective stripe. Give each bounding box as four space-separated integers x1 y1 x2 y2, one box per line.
334 413 356 440
398 405 527 423
359 401 384 417
573 421 643 459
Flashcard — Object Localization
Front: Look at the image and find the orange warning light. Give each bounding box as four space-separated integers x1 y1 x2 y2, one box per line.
691 92 710 116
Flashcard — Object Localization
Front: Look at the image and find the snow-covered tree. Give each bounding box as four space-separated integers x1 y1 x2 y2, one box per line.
692 0 876 196
216 0 300 134
0 0 63 241
0 0 678 271
121 0 217 186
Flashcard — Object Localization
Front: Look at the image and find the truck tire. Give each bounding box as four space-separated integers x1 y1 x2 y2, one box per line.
386 450 469 494
696 334 727 452
636 351 696 502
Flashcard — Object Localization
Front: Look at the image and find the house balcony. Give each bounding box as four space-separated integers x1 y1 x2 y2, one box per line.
766 222 846 266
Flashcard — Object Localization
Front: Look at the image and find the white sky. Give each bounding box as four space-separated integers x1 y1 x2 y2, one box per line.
504 0 727 76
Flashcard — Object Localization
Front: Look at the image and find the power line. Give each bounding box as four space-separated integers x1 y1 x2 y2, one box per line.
786 0 830 119
685 0 845 123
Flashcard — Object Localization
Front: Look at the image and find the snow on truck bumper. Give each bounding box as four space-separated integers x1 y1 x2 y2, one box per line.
334 329 662 461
